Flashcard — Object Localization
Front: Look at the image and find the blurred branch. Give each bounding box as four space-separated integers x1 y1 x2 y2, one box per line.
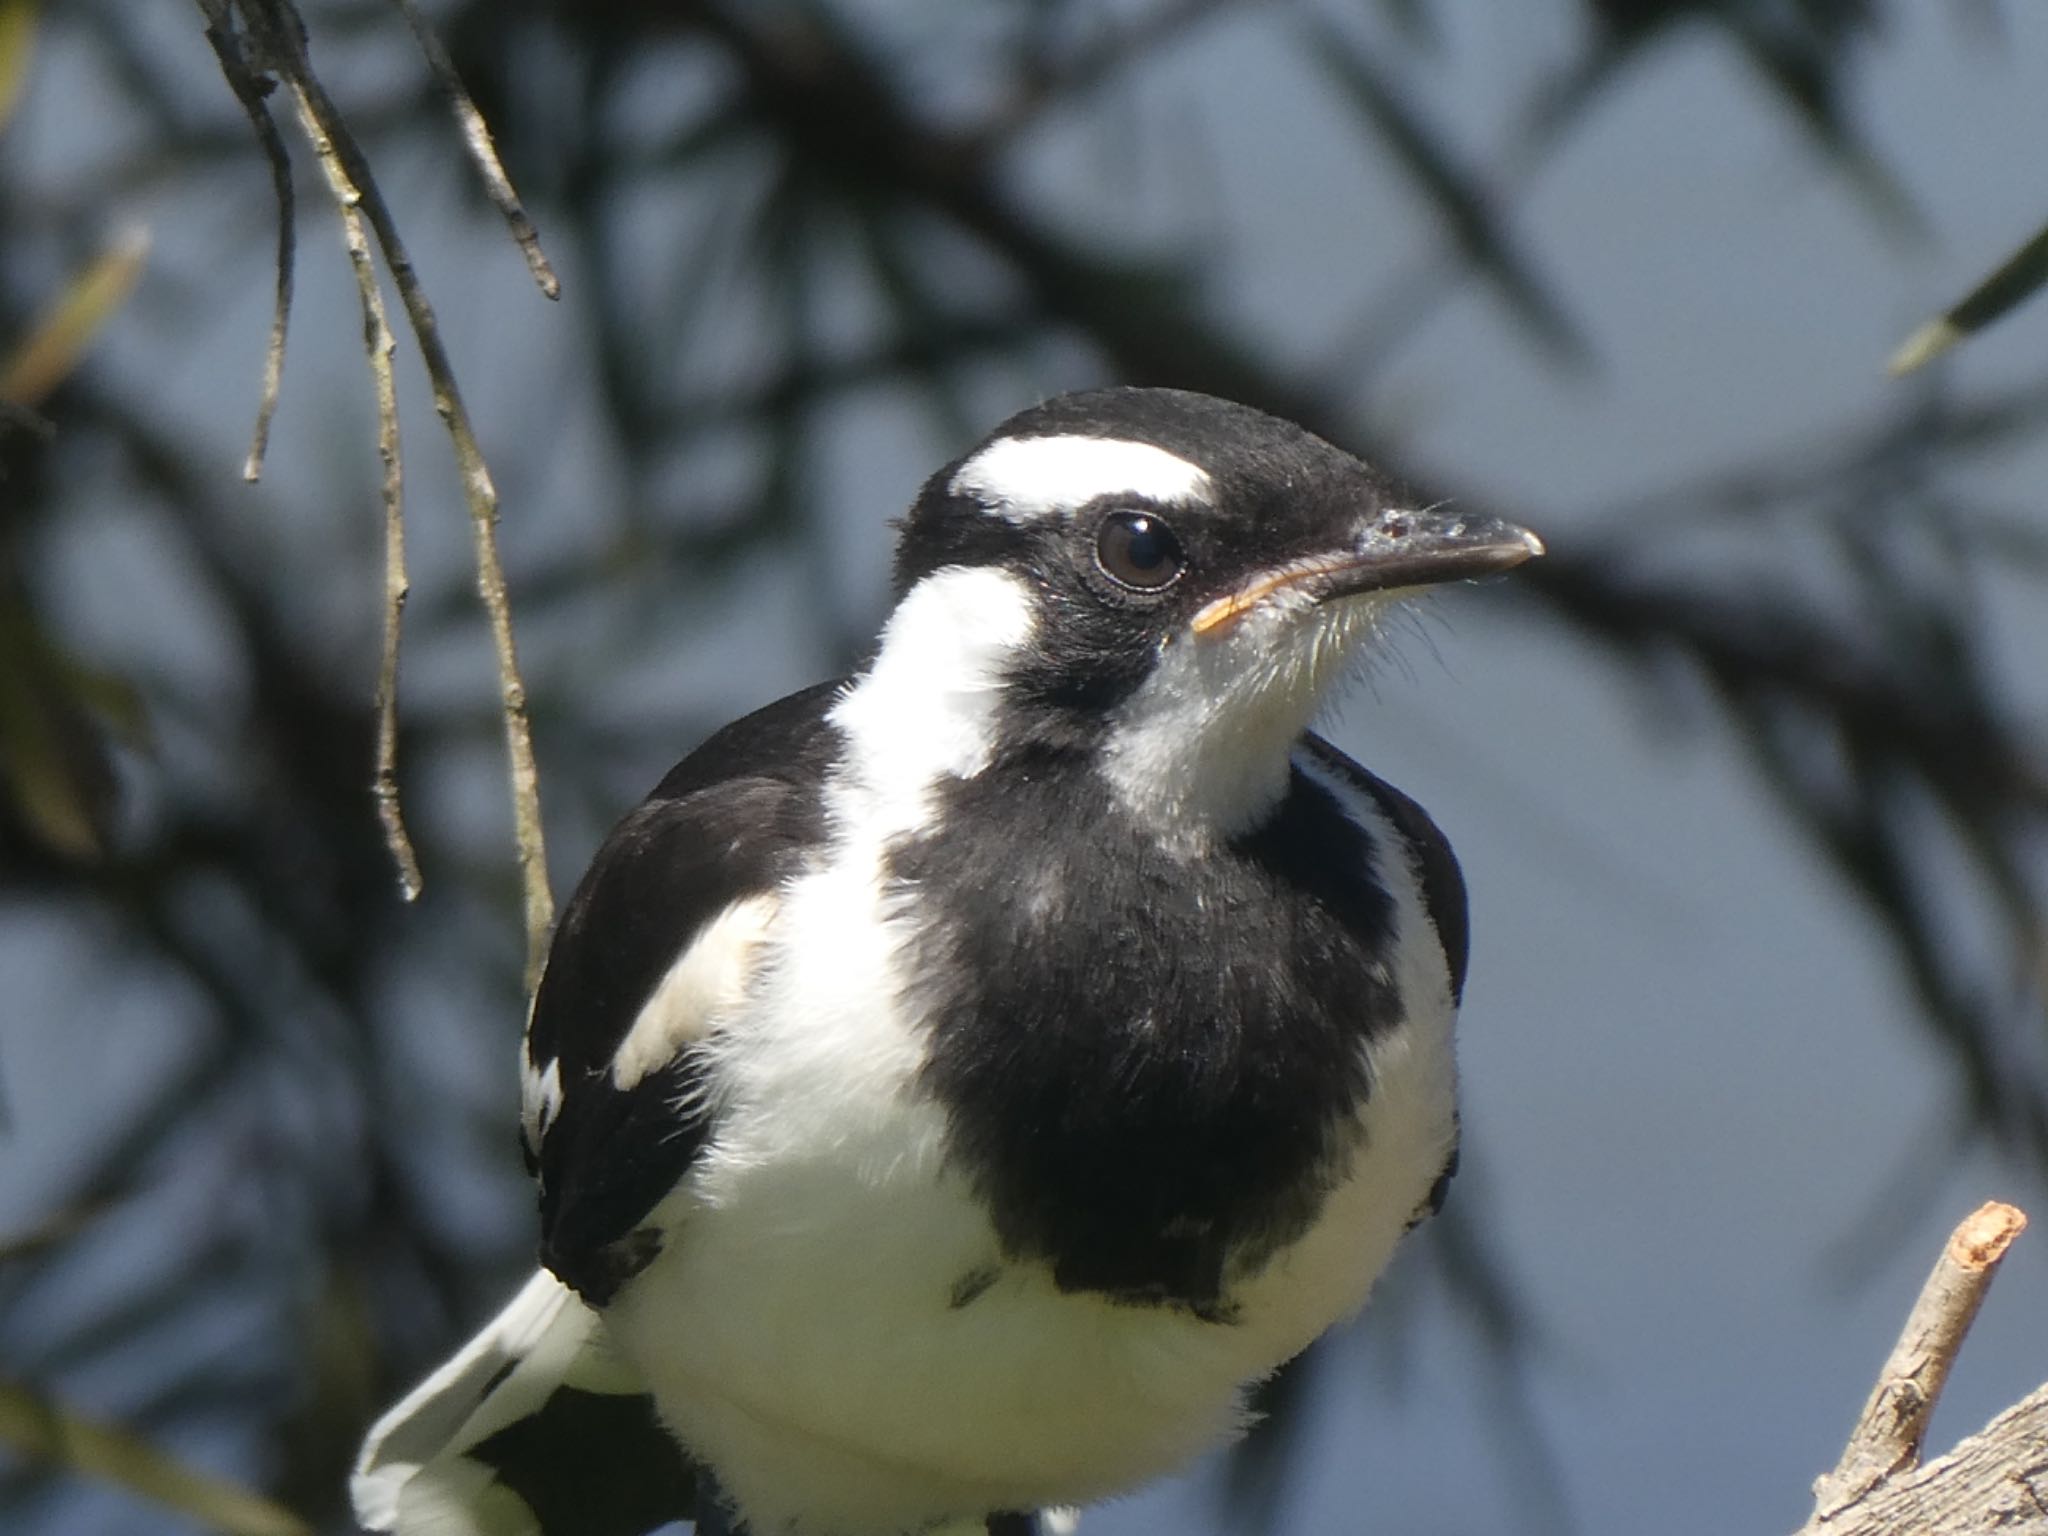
1798 1202 2045 1536
0 1200 116 1268
1587 375 2048 531
0 1378 311 1536
1538 0 1917 235
964 0 1255 149
1528 547 2048 1160
1299 12 1588 367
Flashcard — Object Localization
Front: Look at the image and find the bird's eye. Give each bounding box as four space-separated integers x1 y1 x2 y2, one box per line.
1094 511 1186 592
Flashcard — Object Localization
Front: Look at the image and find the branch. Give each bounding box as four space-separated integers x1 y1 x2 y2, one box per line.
194 0 556 988
193 0 294 481
0 1376 310 1536
271 8 553 985
385 0 559 300
1797 1202 2048 1536
287 79 421 899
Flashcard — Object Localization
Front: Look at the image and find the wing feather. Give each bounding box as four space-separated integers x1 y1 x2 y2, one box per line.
1298 733 1469 1003
524 681 843 1302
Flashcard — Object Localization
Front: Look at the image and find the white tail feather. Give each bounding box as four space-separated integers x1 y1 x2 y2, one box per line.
352 1271 636 1535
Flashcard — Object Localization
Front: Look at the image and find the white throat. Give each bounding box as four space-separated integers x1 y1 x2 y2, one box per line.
1101 592 1380 845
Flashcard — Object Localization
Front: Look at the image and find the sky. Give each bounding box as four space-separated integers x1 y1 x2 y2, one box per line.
5 3 2048 1535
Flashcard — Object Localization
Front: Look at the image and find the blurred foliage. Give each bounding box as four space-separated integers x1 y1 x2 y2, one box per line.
0 0 33 130
1 222 148 866
0 1374 309 1536
0 1 2043 1533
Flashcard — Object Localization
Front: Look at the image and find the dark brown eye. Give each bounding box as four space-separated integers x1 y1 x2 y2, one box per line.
1094 511 1186 591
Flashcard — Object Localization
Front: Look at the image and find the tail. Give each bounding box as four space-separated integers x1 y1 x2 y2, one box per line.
352 1271 699 1536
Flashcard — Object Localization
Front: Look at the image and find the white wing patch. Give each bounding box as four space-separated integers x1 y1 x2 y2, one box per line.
949 434 1212 522
520 1054 562 1160
610 893 780 1090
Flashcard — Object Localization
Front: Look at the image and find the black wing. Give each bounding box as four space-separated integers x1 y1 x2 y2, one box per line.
1300 733 1467 1224
1299 733 1469 1004
525 680 844 1303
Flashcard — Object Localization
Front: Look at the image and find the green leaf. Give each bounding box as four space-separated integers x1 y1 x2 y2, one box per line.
1891 215 2048 375
0 1378 311 1536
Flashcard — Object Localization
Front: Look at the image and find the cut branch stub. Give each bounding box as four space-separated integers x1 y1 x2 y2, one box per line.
1804 1200 2035 1533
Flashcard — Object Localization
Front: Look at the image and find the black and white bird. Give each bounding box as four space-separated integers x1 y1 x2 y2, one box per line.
353 387 1541 1536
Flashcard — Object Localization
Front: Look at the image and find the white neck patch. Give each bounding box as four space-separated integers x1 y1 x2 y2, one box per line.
950 434 1212 522
829 565 1036 839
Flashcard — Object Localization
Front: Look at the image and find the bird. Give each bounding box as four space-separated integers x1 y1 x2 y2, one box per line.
351 386 1542 1536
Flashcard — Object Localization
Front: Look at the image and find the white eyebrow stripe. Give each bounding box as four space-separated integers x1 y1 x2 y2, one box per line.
949 434 1212 521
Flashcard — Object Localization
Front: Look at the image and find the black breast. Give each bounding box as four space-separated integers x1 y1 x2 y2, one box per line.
895 756 1405 1311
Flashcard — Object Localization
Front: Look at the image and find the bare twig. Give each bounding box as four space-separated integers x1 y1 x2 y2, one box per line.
199 0 556 986
279 22 554 986
193 0 296 481
386 0 559 300
372 410 422 898
289 83 422 899
1807 1201 2032 1524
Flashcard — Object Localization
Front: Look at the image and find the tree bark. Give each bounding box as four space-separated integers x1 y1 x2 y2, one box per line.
1797 1202 2048 1536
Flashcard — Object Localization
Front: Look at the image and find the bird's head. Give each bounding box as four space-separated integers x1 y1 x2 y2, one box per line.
852 387 1541 841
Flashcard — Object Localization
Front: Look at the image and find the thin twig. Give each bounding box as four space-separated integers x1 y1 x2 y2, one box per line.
1811 1200 2028 1517
193 0 296 481
288 83 423 899
238 0 553 987
372 399 423 898
385 0 559 300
